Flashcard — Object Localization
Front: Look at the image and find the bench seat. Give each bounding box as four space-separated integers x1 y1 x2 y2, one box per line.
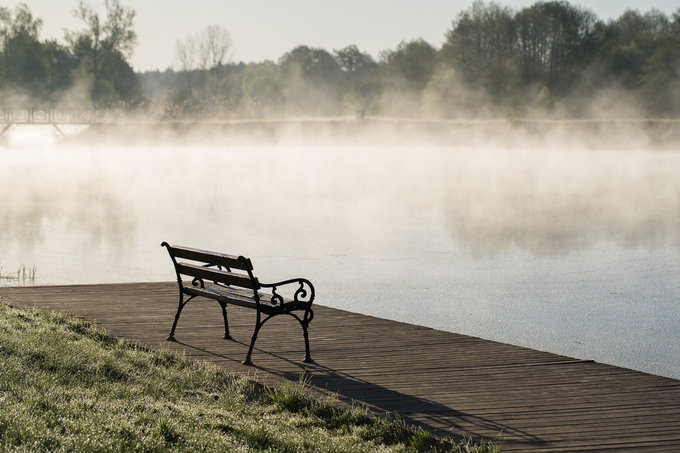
184 283 310 314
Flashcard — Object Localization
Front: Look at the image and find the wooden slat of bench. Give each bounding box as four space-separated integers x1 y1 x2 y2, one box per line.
207 285 283 305
169 245 253 271
185 285 257 306
176 262 257 289
185 284 306 314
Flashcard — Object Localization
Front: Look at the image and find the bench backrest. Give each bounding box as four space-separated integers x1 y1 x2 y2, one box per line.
161 243 259 290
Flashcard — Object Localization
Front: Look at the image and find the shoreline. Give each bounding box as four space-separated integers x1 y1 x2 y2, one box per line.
57 117 680 149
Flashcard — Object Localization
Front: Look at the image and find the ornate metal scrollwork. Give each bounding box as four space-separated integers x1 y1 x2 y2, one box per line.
294 281 311 303
271 286 284 305
191 277 205 288
261 278 314 307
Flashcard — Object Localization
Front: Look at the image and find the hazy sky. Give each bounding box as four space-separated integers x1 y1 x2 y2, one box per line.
15 0 680 71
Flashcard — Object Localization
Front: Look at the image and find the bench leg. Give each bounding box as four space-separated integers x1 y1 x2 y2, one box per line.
219 302 231 339
301 320 313 364
298 309 314 364
243 310 314 366
243 321 262 366
166 290 195 341
167 294 188 341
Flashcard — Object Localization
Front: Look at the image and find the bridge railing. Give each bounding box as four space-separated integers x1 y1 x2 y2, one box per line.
0 107 98 124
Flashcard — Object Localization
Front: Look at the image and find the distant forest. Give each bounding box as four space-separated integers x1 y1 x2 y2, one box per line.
1 0 679 119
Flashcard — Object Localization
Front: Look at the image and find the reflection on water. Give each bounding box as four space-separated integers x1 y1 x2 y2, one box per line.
1 140 679 379
441 149 680 255
0 177 136 249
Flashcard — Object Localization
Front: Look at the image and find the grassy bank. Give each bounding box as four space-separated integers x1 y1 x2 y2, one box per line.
0 302 497 452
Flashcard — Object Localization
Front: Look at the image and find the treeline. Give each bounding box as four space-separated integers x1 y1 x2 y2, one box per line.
436 1 680 117
2 1 679 119
0 1 141 109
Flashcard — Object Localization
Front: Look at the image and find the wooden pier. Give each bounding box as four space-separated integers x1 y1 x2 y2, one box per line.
1 282 678 452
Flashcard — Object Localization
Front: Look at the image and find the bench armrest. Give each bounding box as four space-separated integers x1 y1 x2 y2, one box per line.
259 278 315 306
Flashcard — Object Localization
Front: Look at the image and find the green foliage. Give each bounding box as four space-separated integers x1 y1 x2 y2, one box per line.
532 85 556 111
0 4 49 100
335 44 377 74
639 30 680 115
0 1 140 108
278 45 343 115
334 44 380 113
484 60 524 108
441 1 516 84
376 39 437 116
437 2 680 117
268 373 318 413
67 0 138 107
241 61 282 116
422 64 472 117
382 39 437 92
0 303 498 452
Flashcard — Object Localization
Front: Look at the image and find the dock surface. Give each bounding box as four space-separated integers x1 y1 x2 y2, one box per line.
1 282 678 452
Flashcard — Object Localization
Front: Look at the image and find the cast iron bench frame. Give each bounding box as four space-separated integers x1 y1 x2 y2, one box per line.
161 242 315 365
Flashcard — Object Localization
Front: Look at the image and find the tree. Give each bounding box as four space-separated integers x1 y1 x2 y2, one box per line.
175 34 197 99
197 25 232 70
334 44 376 73
515 1 601 92
381 39 437 92
638 16 680 115
376 39 437 116
242 61 282 117
68 0 138 106
596 9 673 91
0 3 49 99
279 45 341 82
44 39 78 98
441 1 516 83
278 45 343 115
174 25 233 103
484 60 524 108
333 45 379 113
197 25 233 101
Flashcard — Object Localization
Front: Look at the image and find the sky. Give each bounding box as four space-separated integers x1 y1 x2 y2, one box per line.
13 0 680 72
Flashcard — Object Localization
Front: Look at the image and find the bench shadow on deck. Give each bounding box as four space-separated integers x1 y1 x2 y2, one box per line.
1 282 679 452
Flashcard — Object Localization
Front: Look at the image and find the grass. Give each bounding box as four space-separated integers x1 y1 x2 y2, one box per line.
0 302 499 452
0 265 37 286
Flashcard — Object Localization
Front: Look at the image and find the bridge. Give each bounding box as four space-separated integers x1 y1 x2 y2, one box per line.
0 107 98 137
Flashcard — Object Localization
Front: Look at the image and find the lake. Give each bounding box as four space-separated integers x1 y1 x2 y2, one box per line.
2 124 679 379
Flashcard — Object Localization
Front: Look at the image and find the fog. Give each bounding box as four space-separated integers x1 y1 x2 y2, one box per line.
1 122 679 379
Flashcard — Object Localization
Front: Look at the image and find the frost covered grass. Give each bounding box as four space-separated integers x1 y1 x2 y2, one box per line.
0 302 498 452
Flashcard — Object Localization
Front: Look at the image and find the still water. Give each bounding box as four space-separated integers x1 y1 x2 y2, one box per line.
2 127 679 379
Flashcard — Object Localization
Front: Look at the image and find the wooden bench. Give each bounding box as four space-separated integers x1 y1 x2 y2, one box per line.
161 242 315 365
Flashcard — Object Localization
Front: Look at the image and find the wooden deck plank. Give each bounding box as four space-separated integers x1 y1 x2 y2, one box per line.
1 281 679 452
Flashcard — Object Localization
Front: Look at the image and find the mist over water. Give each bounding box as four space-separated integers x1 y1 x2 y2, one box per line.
2 124 679 379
